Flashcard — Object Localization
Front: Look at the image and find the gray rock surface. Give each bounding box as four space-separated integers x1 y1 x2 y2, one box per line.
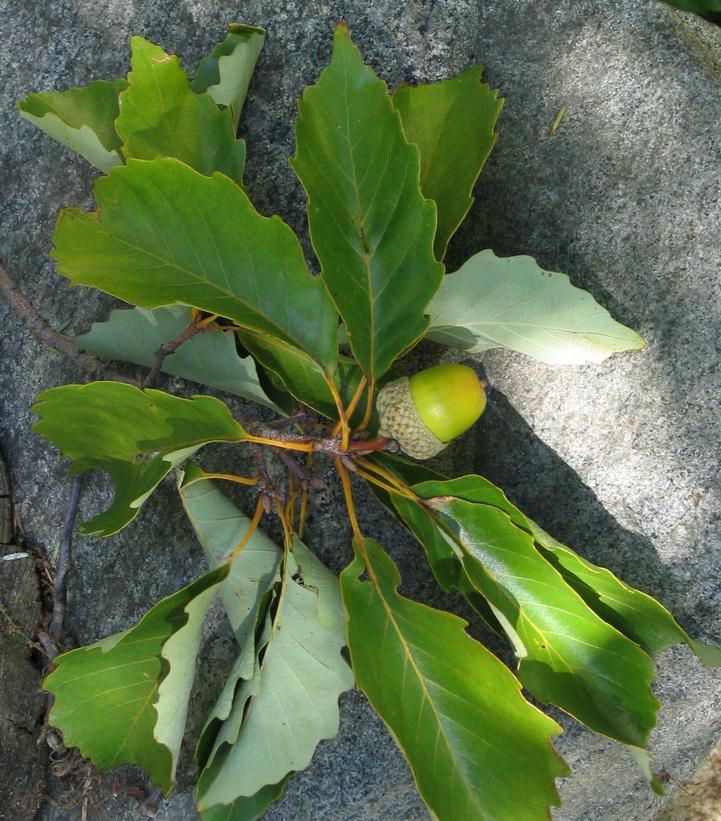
1 0 721 819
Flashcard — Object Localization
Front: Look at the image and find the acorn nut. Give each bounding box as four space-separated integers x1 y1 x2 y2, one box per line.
376 363 486 460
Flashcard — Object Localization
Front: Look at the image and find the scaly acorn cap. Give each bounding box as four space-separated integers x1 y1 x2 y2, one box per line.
376 364 486 460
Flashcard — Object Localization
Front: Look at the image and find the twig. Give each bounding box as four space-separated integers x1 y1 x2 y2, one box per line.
143 320 208 387
49 475 84 642
0 261 135 384
272 447 326 491
251 445 282 512
311 434 394 455
265 410 308 429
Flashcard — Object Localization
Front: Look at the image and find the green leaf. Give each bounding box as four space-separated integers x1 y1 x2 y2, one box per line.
629 747 667 797
32 382 246 536
342 537 567 820
116 37 245 184
192 24 266 128
238 329 371 422
531 522 721 667
403 468 721 669
52 157 338 372
196 536 353 813
364 454 502 634
392 67 502 260
416 482 659 746
18 78 127 173
44 565 228 795
116 37 189 142
663 0 721 10
76 306 282 413
427 250 645 364
291 24 444 382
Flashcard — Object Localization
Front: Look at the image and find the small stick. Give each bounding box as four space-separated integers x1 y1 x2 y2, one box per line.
0 262 134 384
272 447 326 491
265 410 308 430
49 475 84 642
548 105 566 136
251 445 282 511
143 320 208 388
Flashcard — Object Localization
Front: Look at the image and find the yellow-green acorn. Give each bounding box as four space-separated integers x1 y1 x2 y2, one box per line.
376 364 486 460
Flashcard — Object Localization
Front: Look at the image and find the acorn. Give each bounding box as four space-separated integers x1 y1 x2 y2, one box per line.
376 364 486 460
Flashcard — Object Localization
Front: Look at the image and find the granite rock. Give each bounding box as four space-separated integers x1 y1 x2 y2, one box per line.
1 0 720 819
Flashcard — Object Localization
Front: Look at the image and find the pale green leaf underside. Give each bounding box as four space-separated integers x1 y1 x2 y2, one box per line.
392 66 503 260
117 37 245 184
32 382 245 536
422 489 658 746
44 566 228 795
178 464 282 652
178 463 283 777
192 24 266 128
18 78 127 173
342 538 567 821
179 466 351 814
52 157 338 371
197 536 353 810
76 306 281 413
292 25 443 381
199 778 289 821
427 250 644 364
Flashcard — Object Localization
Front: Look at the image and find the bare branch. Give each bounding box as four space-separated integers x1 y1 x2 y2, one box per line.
143 320 208 388
0 261 138 385
49 475 84 642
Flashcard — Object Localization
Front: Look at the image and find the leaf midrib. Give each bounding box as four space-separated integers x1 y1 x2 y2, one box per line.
432 504 656 741
339 43 376 381
69 208 316 362
360 541 486 817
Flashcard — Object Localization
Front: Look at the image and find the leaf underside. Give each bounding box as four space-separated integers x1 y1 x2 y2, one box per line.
178 467 353 816
18 78 127 172
292 24 444 382
76 306 282 413
342 537 567 821
192 23 266 128
427 250 645 364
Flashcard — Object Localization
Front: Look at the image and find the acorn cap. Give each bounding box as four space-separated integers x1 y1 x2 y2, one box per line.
376 376 446 460
376 364 486 460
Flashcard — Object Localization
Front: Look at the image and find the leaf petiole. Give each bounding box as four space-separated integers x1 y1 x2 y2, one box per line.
356 380 375 432
182 471 259 489
226 495 265 563
335 457 364 544
324 374 351 450
244 435 314 453
354 456 418 500
333 376 368 439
